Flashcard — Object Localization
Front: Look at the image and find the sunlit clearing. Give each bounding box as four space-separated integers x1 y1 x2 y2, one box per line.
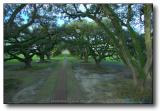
61 49 70 55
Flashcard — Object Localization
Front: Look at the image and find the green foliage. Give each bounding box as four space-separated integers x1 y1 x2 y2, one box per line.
60 4 153 86
4 4 61 67
63 20 117 64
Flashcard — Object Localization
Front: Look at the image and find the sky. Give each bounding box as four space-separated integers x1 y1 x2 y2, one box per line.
21 4 87 26
56 4 93 26
21 5 91 26
57 19 65 26
22 12 65 26
21 4 143 34
21 14 29 24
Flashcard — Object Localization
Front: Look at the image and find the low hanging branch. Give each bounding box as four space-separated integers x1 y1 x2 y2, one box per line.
7 4 26 26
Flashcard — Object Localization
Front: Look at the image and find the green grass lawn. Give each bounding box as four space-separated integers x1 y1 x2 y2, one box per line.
4 53 122 66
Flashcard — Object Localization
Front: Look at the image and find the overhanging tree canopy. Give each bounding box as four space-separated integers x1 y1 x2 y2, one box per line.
4 4 153 90
57 4 153 88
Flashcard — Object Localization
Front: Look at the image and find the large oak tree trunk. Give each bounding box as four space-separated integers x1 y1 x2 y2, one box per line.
24 59 32 68
46 52 51 61
84 48 88 63
144 4 153 81
46 54 51 61
95 58 101 66
39 54 45 62
99 5 152 90
80 53 83 60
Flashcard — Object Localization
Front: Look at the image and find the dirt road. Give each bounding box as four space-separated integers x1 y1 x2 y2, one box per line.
52 58 67 103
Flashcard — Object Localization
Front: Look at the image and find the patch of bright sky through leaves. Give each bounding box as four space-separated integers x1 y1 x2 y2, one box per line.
21 4 144 34
57 4 93 26
22 4 93 26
